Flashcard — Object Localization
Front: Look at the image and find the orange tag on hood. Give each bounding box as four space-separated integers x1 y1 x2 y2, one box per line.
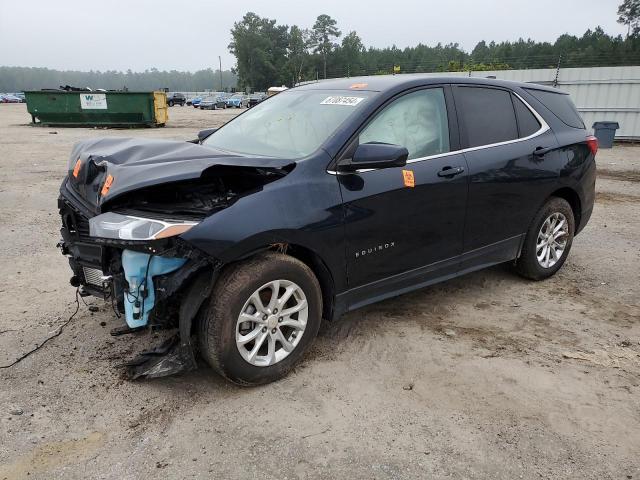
101 174 114 196
72 159 82 178
402 169 415 188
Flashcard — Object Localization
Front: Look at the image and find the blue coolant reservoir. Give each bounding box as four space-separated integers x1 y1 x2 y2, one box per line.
121 249 187 328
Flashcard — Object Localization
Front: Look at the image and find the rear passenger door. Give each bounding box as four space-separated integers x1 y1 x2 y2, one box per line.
452 85 559 268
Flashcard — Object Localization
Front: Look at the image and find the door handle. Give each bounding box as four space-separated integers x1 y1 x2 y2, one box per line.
533 146 553 157
437 166 465 178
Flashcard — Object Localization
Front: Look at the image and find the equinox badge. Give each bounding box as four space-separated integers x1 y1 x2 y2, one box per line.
355 242 395 259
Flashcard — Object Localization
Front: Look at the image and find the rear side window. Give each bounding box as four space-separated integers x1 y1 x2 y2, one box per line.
512 95 541 138
455 87 518 148
524 88 584 129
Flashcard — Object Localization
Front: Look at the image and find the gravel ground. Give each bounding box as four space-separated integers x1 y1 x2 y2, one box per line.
0 103 638 480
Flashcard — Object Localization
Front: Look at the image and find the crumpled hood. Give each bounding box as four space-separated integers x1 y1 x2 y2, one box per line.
65 137 294 208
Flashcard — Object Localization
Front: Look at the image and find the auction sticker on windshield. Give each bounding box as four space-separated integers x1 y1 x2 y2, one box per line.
320 96 365 106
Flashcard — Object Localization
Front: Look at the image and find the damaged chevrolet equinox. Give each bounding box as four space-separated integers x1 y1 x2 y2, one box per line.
58 76 596 384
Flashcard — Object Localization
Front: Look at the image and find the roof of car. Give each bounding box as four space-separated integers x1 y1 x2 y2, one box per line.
294 74 564 94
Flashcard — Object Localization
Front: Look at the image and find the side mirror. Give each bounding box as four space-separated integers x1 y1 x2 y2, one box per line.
197 128 217 142
339 142 408 172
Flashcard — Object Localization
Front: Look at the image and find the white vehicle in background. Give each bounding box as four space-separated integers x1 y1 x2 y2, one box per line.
267 86 288 97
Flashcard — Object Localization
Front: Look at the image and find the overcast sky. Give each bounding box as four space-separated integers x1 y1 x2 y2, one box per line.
0 0 626 72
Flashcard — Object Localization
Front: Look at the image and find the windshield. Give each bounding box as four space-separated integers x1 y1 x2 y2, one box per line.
203 89 375 158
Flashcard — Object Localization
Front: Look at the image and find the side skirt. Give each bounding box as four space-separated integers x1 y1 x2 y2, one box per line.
333 234 524 319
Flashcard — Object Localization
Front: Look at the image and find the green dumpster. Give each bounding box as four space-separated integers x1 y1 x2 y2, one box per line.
24 91 168 127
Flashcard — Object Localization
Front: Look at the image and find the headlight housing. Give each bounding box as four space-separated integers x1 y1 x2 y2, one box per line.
89 212 198 241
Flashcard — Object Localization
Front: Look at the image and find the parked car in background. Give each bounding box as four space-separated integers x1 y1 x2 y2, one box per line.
226 94 248 108
199 95 227 110
0 94 22 103
8 92 26 103
190 96 205 108
56 75 596 385
247 93 266 108
167 92 186 107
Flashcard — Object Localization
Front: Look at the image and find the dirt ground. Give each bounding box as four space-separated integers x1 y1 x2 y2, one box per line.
0 103 638 480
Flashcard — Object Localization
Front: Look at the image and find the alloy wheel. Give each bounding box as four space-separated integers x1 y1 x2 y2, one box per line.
236 280 308 367
536 212 569 268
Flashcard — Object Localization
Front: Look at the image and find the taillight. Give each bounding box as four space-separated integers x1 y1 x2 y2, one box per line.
586 135 598 156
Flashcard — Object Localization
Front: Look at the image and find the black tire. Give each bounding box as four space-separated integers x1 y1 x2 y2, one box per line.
168 100 174 107
198 252 322 385
514 197 575 280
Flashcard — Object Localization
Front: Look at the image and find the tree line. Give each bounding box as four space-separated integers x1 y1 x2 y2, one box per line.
3 1 639 93
0 67 238 93
230 8 640 91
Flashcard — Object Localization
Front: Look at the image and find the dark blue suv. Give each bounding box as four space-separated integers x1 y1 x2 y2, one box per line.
58 75 597 384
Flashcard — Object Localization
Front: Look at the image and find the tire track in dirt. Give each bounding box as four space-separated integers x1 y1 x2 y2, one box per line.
597 169 640 183
596 191 640 204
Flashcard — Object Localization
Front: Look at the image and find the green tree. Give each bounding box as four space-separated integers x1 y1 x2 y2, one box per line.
286 25 312 84
338 31 365 76
310 14 341 79
471 40 491 64
229 12 289 91
618 0 640 37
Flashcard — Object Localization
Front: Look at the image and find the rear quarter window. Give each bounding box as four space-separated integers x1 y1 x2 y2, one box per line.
524 88 584 129
512 94 541 138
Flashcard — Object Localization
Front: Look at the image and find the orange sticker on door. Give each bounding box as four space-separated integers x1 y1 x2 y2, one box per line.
402 169 415 188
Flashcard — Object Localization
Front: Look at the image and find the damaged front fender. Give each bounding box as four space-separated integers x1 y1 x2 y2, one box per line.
125 268 218 379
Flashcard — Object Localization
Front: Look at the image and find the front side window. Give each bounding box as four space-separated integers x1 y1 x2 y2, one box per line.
456 86 518 148
203 89 374 158
359 88 450 160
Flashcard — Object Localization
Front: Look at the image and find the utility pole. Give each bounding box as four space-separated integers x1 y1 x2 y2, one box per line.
218 56 223 91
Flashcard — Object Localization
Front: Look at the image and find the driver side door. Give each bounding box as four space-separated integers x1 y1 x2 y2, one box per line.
336 86 469 309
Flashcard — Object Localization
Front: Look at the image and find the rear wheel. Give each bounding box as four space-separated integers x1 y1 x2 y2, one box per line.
198 252 322 385
514 197 575 280
168 100 174 107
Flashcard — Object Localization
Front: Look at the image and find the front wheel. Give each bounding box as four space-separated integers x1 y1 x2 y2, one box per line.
514 197 575 280
198 252 322 385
